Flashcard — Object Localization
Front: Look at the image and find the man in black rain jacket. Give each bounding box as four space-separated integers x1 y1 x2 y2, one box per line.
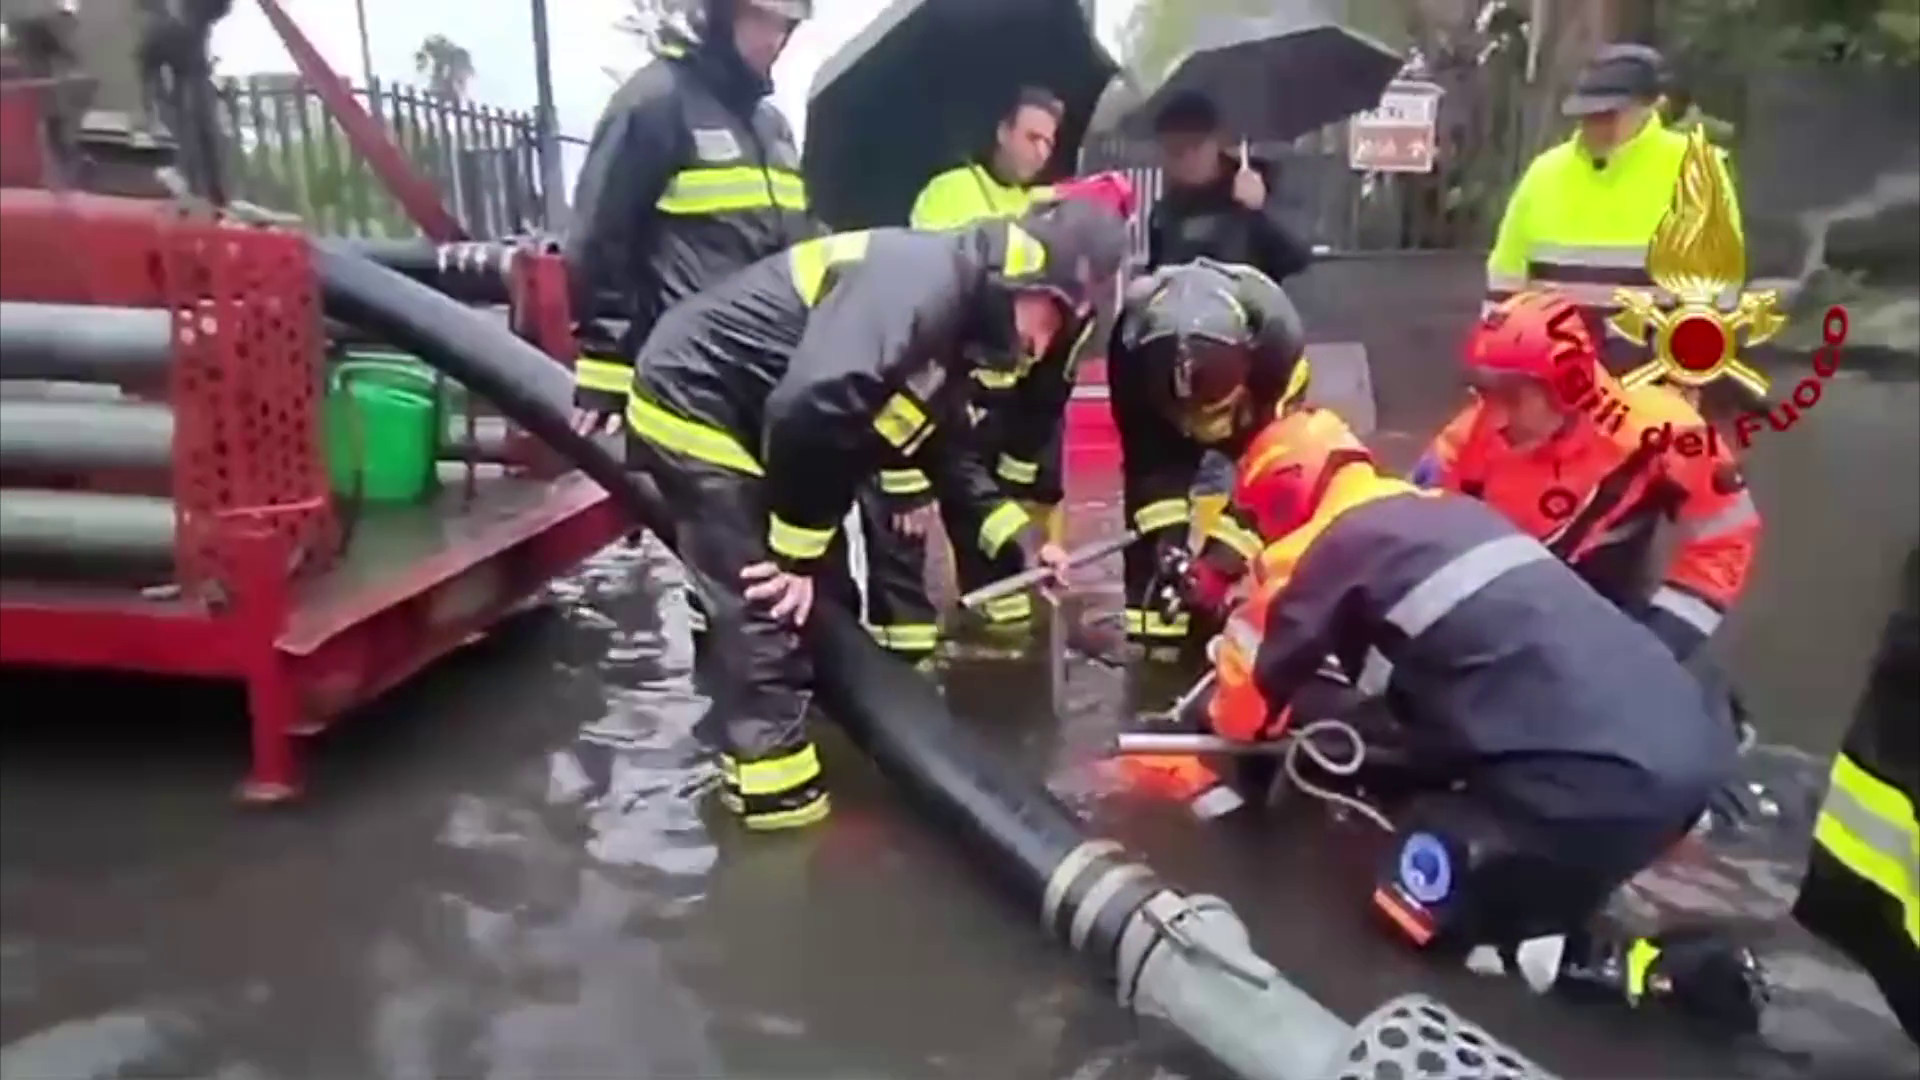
623 200 1130 831
564 0 818 422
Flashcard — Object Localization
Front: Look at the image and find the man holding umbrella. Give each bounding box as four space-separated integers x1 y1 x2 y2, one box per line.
1146 90 1313 284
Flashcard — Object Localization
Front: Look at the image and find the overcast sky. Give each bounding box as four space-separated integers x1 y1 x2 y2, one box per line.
212 1 1136 192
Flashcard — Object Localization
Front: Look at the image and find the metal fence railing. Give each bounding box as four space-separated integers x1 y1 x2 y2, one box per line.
217 74 546 239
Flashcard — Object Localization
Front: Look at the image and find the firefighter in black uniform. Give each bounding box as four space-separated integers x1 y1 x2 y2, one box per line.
624 200 1130 830
860 305 1096 657
1109 258 1312 657
563 0 816 423
860 176 1134 663
1793 543 1919 1043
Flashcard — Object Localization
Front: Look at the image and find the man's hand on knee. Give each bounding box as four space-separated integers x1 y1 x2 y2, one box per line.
741 562 816 627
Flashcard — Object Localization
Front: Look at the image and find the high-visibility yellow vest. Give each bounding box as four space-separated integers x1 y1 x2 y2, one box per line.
909 163 1052 231
1486 121 1743 315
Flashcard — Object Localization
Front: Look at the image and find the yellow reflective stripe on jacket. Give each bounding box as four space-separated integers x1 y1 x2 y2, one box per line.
871 622 939 652
978 501 1029 555
879 468 932 496
972 367 1021 390
626 393 764 476
1281 355 1312 411
996 453 1039 485
1813 752 1920 945
1004 223 1047 276
1206 514 1263 561
657 166 808 215
1133 498 1190 535
981 593 1033 624
576 356 633 394
1124 608 1190 639
788 230 873 305
873 392 931 453
768 514 835 561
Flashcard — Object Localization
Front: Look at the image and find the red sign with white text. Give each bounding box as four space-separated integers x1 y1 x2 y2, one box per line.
1349 81 1443 173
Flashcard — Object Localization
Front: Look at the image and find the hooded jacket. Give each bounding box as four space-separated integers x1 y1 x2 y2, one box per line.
625 213 1119 574
565 30 816 410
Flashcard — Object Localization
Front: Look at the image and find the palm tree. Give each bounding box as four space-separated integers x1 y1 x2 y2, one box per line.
413 33 475 99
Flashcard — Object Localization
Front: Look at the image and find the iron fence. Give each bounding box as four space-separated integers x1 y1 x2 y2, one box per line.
216 74 546 239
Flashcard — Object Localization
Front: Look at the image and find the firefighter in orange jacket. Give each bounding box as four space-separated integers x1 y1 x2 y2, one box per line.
1207 408 1768 1031
1409 291 1759 660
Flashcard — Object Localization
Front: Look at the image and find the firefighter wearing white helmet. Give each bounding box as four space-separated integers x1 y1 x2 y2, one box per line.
563 0 816 424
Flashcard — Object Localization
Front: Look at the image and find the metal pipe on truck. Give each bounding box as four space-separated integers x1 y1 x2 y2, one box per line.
0 398 173 471
0 301 173 381
310 240 1555 1080
0 489 175 564
0 398 511 471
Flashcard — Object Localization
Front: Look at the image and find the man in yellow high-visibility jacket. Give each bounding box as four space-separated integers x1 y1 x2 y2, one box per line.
858 86 1074 661
1486 44 1744 372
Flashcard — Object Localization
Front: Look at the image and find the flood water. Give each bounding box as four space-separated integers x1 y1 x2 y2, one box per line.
3 362 1917 1080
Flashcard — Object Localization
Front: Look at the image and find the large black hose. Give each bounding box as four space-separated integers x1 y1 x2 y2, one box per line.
332 238 624 318
310 239 1088 900
310 240 1555 1080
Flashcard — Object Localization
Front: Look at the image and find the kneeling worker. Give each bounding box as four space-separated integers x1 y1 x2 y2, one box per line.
626 200 1129 831
1209 408 1768 1030
1411 291 1760 661
1109 258 1313 656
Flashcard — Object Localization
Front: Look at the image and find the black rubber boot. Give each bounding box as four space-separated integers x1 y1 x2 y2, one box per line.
1556 926 1770 1035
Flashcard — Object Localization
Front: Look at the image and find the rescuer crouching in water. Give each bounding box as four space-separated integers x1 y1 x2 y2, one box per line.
624 199 1129 831
1205 408 1770 1031
1108 258 1314 661
1410 291 1761 664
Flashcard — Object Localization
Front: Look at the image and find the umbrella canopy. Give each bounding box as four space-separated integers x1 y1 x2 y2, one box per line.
804 0 1119 230
1121 16 1403 144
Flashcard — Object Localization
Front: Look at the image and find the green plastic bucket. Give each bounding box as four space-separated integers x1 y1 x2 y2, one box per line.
325 351 442 504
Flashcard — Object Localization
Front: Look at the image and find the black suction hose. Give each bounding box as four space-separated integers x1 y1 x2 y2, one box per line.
311 240 1085 887
310 240 1558 1080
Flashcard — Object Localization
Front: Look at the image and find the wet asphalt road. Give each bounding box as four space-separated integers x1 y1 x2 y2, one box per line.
4 364 1917 1079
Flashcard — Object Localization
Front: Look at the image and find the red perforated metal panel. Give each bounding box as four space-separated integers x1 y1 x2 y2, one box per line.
166 222 336 595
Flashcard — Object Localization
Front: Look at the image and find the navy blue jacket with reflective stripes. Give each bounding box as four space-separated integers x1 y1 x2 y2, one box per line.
1258 487 1738 824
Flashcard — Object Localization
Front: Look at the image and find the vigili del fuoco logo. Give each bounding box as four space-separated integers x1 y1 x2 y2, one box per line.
1550 128 1849 455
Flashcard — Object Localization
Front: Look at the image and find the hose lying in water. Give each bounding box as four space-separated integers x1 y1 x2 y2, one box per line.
310 239 1558 1080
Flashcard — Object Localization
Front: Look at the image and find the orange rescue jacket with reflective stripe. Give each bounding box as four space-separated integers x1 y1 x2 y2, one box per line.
1419 367 1759 632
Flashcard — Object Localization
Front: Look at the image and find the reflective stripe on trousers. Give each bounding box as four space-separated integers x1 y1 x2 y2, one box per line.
1354 534 1556 695
718 744 831 831
1814 752 1920 946
1125 608 1189 640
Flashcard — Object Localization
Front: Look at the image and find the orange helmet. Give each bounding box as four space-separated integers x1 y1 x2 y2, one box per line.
1464 291 1596 398
1233 408 1374 539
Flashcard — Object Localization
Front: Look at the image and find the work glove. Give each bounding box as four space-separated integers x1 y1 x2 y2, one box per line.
1407 452 1443 488
1148 544 1233 623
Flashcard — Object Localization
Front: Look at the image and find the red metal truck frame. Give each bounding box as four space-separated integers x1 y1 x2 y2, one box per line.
0 188 623 802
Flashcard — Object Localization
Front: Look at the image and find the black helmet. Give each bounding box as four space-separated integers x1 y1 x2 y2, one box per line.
1128 266 1308 444
708 0 812 22
999 198 1131 322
